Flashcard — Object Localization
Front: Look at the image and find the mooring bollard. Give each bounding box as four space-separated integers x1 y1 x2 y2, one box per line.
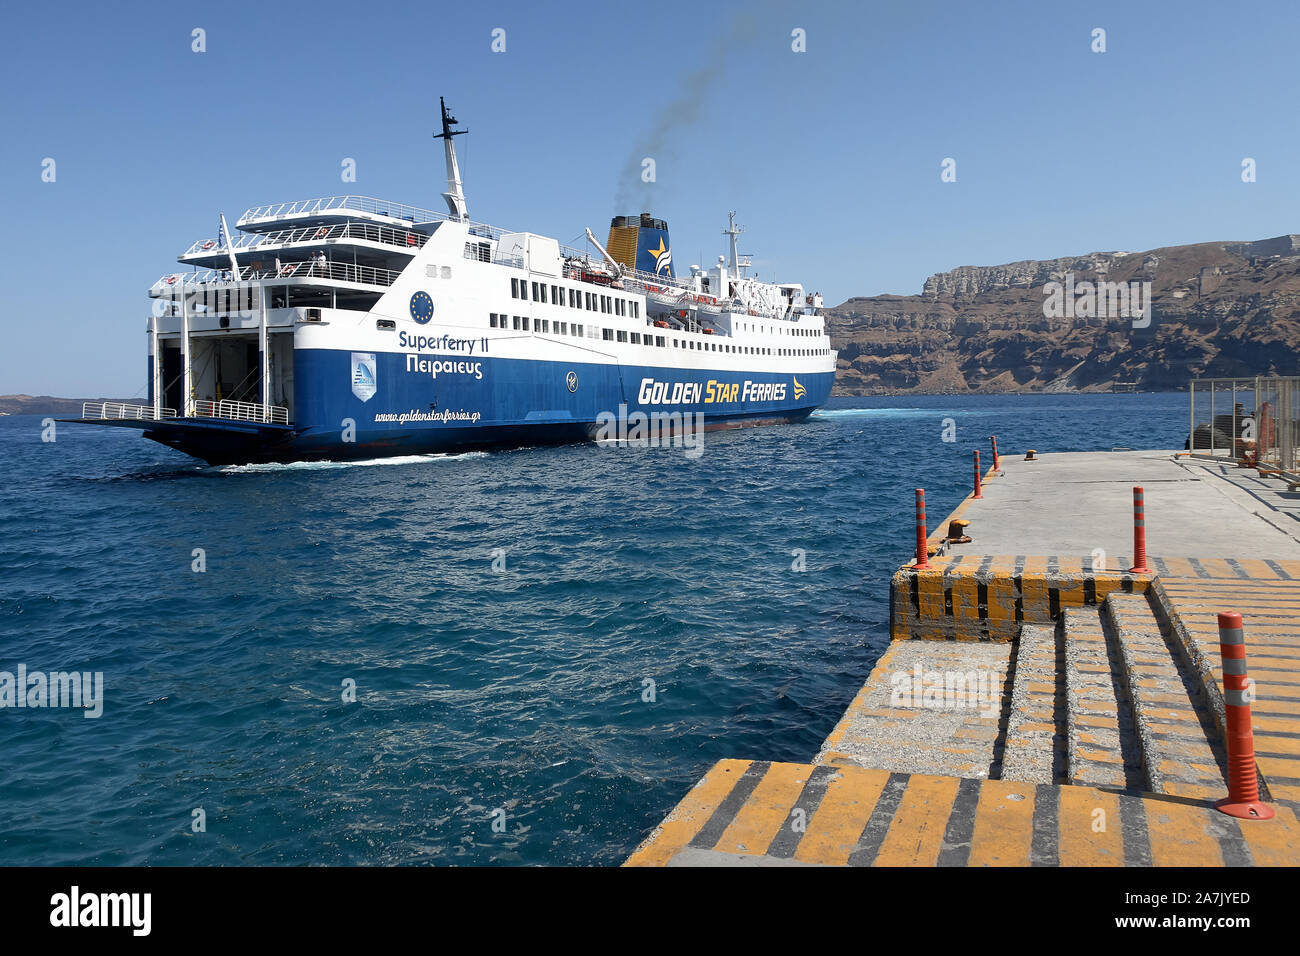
973 450 984 499
1215 611 1274 820
914 488 930 570
990 436 1000 473
1129 485 1151 573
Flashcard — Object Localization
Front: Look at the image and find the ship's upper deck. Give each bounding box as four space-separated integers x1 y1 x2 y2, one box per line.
160 195 823 322
235 194 503 237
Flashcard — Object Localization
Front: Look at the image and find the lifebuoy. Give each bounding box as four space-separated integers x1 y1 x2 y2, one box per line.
165 275 178 285
314 226 329 239
201 240 215 250
406 234 417 246
280 263 297 276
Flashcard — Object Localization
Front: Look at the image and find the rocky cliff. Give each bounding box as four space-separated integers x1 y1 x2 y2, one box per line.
828 235 1300 394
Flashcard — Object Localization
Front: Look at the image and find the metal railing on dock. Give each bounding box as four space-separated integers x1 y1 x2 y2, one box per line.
1189 376 1300 481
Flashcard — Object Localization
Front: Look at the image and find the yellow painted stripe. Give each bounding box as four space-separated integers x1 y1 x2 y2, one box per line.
986 576 1015 623
1057 787 1124 865
714 761 816 855
873 773 961 866
1145 801 1225 866
968 779 1036 866
951 576 980 621
1159 557 1197 578
1238 805 1300 866
794 766 888 866
623 759 751 867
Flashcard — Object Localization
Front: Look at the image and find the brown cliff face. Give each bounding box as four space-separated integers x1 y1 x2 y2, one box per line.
827 236 1300 394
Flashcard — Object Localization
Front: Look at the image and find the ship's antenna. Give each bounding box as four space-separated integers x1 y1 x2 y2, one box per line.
434 96 469 222
723 211 745 275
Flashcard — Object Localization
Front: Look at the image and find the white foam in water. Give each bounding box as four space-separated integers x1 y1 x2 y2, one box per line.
812 407 998 420
215 452 488 474
811 408 934 419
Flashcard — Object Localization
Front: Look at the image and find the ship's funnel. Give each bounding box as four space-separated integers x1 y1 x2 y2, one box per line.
607 212 672 278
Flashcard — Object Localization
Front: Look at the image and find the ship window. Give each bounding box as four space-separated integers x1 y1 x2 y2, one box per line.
523 317 530 331
531 282 539 300
602 328 613 341
511 278 519 298
630 332 641 344
376 319 396 331
656 336 665 347
490 313 497 327
617 330 628 342
574 324 583 336
632 303 639 319
513 315 521 330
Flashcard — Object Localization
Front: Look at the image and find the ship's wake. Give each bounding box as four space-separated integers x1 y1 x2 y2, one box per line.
214 452 489 474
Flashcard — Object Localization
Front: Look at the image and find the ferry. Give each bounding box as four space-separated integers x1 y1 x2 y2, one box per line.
70 99 837 464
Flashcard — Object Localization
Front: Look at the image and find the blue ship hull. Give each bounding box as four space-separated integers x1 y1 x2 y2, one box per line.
140 349 836 464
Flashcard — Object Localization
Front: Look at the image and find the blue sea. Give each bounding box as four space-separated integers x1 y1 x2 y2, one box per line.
0 393 1190 866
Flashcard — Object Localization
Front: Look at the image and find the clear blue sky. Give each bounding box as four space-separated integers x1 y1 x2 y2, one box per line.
3 0 1299 395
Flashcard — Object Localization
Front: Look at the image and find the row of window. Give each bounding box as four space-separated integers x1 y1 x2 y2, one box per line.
488 312 829 356
510 277 640 318
489 313 587 336
737 320 824 338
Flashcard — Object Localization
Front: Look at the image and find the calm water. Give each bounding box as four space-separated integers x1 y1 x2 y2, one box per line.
0 393 1189 865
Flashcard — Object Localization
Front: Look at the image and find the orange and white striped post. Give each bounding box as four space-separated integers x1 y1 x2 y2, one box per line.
1129 486 1151 573
990 435 1000 473
1215 611 1274 820
973 450 984 499
913 488 931 570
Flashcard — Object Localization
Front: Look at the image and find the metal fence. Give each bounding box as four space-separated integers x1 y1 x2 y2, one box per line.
1188 376 1300 481
193 399 290 425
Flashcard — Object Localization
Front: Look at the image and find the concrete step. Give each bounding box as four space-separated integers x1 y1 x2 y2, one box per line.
1103 592 1229 800
817 640 1011 779
1062 607 1146 790
998 623 1066 784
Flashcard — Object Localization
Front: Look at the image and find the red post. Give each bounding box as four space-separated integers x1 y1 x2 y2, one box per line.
990 436 1000 473
1215 611 1274 820
1129 486 1151 573
973 450 984 499
913 488 930 570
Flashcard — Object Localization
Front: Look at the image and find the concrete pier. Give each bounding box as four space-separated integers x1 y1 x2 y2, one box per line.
628 450 1300 866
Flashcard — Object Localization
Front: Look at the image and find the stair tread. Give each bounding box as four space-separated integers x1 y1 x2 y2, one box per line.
1104 593 1227 797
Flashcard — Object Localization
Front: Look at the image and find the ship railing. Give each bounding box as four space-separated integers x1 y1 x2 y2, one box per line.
1188 376 1300 482
236 195 505 240
152 259 403 294
82 402 177 422
554 249 790 321
182 220 430 257
193 399 290 425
